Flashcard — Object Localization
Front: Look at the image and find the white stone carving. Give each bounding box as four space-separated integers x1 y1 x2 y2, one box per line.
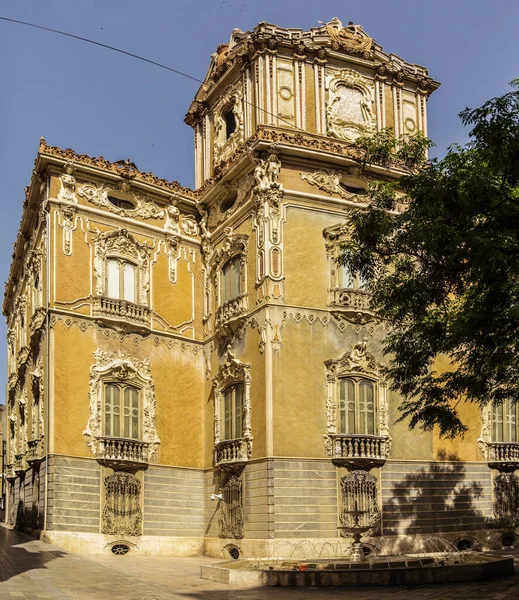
301 170 368 203
253 153 282 192
214 89 244 165
326 69 375 142
78 183 164 219
57 162 78 204
164 201 181 234
213 345 252 460
83 349 160 461
324 339 391 455
164 236 181 284
181 215 199 237
57 205 78 256
93 229 150 304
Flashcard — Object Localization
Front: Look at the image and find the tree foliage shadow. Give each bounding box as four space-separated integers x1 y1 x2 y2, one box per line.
382 450 493 538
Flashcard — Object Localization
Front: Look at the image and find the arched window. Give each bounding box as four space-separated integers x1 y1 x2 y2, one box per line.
107 258 137 303
339 377 375 435
222 383 244 440
493 400 519 442
104 383 140 439
222 255 241 304
224 107 237 140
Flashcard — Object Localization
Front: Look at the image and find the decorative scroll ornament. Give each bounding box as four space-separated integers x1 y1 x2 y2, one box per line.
78 182 164 219
301 170 368 203
57 205 78 256
57 162 78 204
93 229 150 304
102 471 143 536
324 18 373 58
181 215 199 237
30 359 44 440
214 89 244 165
83 349 160 460
213 346 252 463
339 470 381 538
164 236 181 284
219 474 244 539
326 69 375 142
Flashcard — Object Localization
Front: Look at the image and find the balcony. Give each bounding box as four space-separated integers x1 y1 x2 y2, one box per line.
27 437 44 466
214 438 251 471
93 297 151 330
215 293 248 333
29 307 46 341
325 434 390 470
94 436 150 472
485 442 519 472
17 346 30 370
4 464 16 481
327 288 376 324
14 453 28 474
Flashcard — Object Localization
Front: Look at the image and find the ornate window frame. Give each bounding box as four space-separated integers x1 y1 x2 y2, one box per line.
211 228 249 333
324 339 390 462
213 89 244 165
213 347 252 469
78 182 164 220
83 349 160 467
92 229 151 328
326 68 375 142
323 222 375 325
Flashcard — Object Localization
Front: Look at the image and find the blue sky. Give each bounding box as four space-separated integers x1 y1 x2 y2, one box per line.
0 0 518 395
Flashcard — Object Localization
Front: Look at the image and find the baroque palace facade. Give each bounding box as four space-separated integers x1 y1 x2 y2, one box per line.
3 18 518 557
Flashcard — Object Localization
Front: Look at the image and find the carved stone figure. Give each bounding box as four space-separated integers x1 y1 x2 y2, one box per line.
57 163 77 204
164 201 181 234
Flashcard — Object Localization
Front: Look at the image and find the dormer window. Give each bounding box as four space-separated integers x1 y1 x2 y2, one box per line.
108 196 136 211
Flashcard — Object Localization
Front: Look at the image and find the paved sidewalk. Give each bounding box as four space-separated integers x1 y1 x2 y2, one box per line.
1 527 519 599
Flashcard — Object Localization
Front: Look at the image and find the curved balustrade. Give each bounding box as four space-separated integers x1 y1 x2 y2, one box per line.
27 437 44 465
93 297 150 326
95 437 150 471
215 293 248 330
486 442 519 472
328 288 371 311
326 433 390 470
214 438 250 469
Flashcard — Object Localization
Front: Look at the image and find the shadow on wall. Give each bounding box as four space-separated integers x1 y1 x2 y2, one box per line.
383 450 492 536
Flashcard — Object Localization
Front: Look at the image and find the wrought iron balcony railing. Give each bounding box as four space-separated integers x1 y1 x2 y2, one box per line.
94 436 150 471
93 297 151 326
325 433 390 470
214 438 251 469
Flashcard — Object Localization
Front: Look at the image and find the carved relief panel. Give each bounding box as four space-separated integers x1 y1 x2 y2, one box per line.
326 69 375 142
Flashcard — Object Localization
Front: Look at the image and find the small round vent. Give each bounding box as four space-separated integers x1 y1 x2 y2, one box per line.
223 544 241 560
501 533 516 548
455 538 474 551
111 543 130 555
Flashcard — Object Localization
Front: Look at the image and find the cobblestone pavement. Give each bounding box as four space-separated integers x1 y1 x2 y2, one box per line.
1 527 519 599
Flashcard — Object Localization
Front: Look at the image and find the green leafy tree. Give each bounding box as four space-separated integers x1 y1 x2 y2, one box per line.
340 81 519 438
